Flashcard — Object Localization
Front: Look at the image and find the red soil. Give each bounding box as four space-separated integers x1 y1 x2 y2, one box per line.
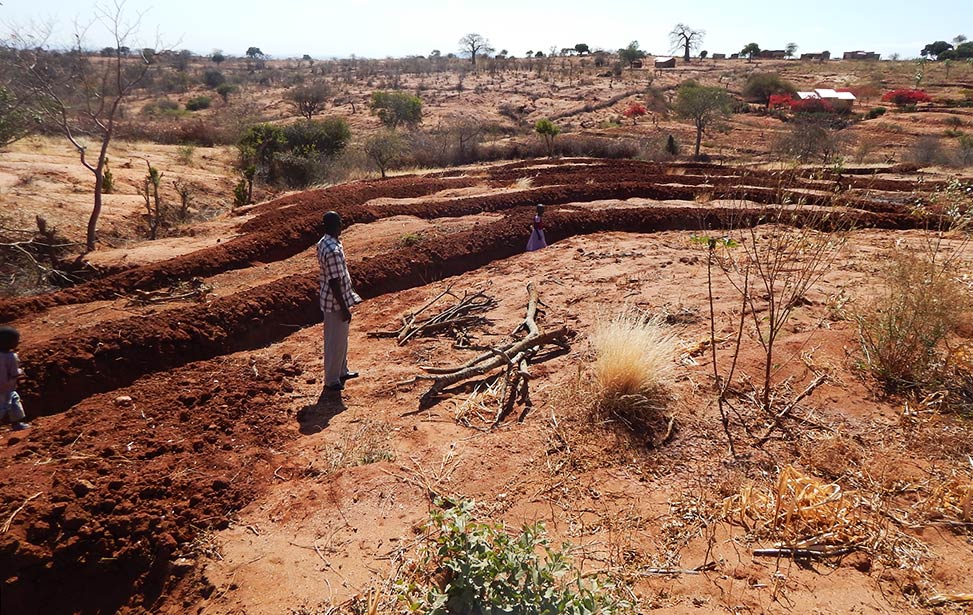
0 159 952 614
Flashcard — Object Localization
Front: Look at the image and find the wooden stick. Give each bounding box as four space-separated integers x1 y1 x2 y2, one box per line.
753 545 856 558
755 373 827 446
1 492 42 534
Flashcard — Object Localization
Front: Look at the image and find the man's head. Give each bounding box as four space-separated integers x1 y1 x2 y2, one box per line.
0 326 19 353
323 211 342 238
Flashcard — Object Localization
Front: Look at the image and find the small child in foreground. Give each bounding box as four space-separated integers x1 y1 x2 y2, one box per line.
0 326 30 431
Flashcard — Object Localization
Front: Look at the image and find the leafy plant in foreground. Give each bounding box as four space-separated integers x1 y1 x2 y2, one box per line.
396 499 630 615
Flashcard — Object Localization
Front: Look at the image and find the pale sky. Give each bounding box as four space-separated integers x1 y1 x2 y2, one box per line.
3 0 971 61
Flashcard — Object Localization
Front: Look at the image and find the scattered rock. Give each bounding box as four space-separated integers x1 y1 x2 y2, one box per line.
72 479 96 497
114 395 133 407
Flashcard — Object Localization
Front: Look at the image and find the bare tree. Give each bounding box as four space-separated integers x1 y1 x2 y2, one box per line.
458 33 494 66
670 23 705 62
8 1 160 252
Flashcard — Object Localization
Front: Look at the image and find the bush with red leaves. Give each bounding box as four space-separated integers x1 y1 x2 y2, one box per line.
789 98 834 114
622 103 648 123
769 94 793 109
880 89 932 107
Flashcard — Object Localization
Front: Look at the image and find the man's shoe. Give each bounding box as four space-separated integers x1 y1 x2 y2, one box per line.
340 371 359 381
11 422 30 431
323 383 344 392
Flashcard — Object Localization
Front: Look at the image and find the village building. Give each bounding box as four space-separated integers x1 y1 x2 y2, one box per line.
653 57 676 69
756 50 787 59
711 53 726 60
796 88 857 111
800 51 831 61
843 50 881 60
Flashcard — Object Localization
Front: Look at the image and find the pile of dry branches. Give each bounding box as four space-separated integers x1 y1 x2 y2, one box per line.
399 282 571 421
370 286 496 346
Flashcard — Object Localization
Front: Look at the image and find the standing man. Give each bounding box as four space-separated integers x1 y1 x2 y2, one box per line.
316 211 361 392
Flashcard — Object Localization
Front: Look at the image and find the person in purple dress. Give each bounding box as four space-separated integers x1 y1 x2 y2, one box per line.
526 204 548 251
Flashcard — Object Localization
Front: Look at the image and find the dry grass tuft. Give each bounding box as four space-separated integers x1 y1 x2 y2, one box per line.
857 251 972 392
303 420 394 480
591 311 677 399
590 311 678 438
512 176 534 190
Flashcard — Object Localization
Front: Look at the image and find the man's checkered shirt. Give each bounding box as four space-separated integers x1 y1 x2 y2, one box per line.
316 235 361 313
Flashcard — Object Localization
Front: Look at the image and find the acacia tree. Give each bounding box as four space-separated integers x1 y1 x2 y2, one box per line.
9 3 158 252
785 42 798 59
741 43 761 63
364 130 408 178
370 91 422 129
458 33 494 66
670 24 705 62
674 81 732 159
618 40 646 68
534 118 560 157
286 82 331 120
0 85 36 148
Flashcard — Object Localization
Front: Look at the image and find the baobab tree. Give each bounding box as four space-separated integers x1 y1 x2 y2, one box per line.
458 33 494 66
8 1 161 252
670 24 705 62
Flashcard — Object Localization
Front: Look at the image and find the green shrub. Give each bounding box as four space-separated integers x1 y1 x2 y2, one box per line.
742 72 797 106
216 83 238 103
396 500 629 615
282 118 351 158
866 106 887 119
369 91 423 129
101 159 115 194
238 123 286 179
142 98 184 117
176 145 195 166
666 134 679 156
535 118 561 156
185 96 212 111
233 179 249 206
202 70 226 88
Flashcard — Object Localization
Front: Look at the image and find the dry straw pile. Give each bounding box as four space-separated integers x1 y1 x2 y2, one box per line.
721 465 929 564
722 465 871 550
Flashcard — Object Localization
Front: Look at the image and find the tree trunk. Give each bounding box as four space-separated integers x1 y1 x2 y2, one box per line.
694 123 703 159
86 175 102 252
684 42 691 62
